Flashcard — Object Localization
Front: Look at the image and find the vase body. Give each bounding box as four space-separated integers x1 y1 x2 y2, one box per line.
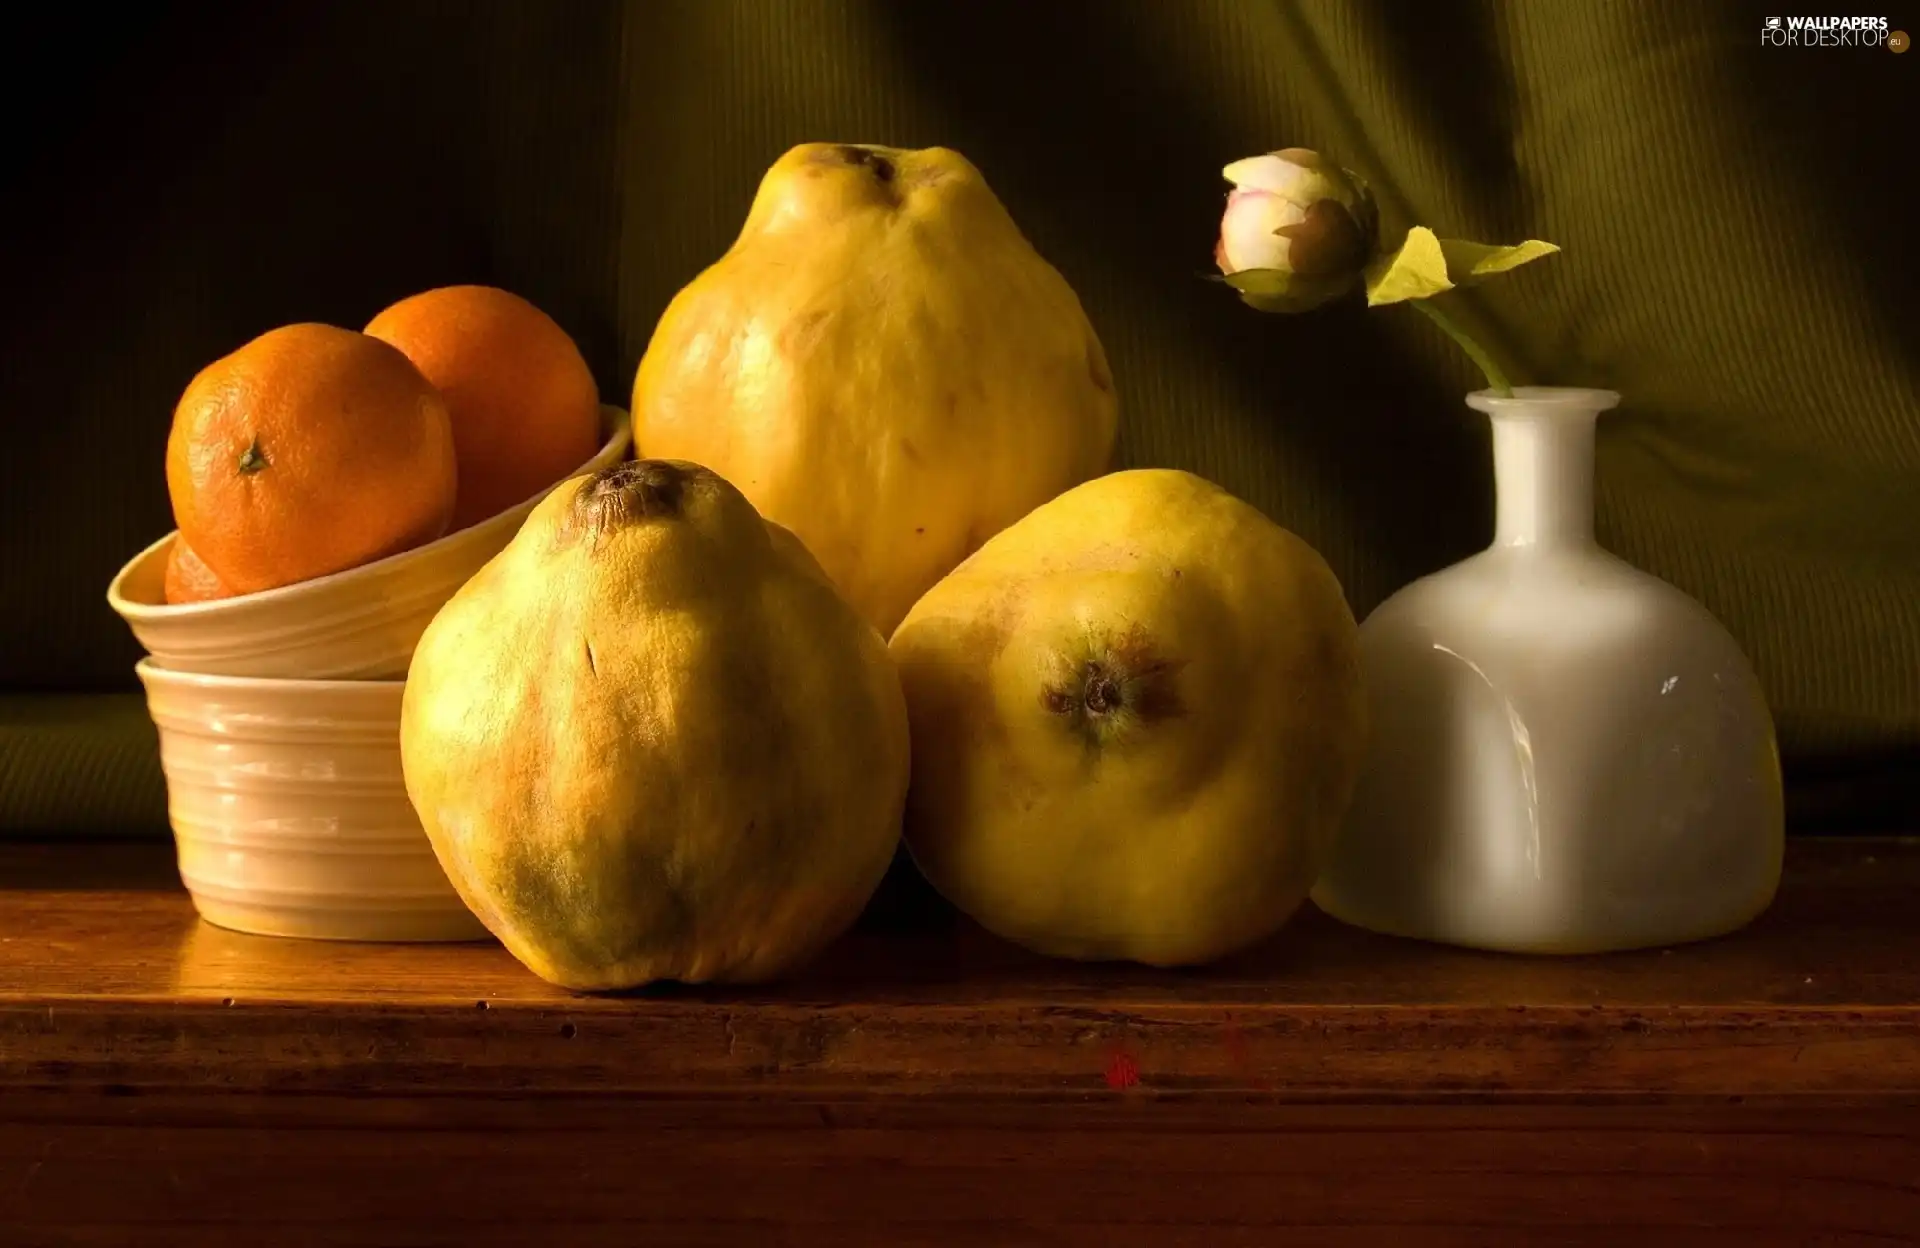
1312 388 1784 954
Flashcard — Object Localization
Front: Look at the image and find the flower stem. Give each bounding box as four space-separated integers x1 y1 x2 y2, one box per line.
1409 298 1511 396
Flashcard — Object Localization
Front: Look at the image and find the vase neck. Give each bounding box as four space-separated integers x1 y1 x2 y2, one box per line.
1490 415 1596 549
1466 387 1621 552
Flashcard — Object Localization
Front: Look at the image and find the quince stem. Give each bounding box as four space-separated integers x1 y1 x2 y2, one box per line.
1409 298 1511 397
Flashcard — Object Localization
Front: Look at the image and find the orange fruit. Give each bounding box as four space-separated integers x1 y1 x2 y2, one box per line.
165 323 458 596
365 285 602 530
163 538 234 604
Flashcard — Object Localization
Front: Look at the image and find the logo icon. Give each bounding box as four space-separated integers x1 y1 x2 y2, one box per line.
1765 16 1782 29
1892 28 1911 51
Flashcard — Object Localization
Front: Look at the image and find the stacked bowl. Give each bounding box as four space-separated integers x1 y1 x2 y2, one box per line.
107 406 633 942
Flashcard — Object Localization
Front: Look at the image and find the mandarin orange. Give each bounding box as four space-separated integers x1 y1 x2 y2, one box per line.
365 285 601 529
164 323 457 595
162 537 234 604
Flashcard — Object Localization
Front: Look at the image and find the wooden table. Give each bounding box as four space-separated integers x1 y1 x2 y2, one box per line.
1 837 1916 1245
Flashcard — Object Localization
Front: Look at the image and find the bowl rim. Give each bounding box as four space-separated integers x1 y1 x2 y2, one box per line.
108 403 631 621
134 656 407 693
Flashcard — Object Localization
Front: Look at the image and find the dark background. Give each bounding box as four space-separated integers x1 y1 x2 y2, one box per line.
1 0 1915 832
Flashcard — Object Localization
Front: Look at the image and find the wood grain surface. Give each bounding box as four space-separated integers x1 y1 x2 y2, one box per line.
1 837 1917 1245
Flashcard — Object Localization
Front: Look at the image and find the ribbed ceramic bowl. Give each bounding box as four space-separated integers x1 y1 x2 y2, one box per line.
136 659 488 943
107 404 631 680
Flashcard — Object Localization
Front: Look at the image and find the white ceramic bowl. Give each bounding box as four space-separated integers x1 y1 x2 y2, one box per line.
108 404 631 680
136 659 489 942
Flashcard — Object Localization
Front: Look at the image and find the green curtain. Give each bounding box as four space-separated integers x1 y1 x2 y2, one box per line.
1 0 1913 833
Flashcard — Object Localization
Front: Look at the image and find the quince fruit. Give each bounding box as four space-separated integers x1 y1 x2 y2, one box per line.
889 469 1366 966
400 460 910 991
632 142 1118 637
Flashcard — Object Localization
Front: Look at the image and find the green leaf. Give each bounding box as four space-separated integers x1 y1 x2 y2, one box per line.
1364 229 1561 307
1221 267 1355 314
1363 227 1452 307
1221 268 1290 296
1437 237 1559 284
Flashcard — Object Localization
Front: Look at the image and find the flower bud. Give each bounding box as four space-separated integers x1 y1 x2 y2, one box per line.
1215 148 1378 312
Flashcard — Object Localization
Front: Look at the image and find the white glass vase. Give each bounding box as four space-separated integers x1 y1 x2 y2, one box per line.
1312 387 1784 954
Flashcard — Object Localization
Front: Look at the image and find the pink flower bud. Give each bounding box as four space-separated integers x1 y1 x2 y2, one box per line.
1214 149 1378 313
